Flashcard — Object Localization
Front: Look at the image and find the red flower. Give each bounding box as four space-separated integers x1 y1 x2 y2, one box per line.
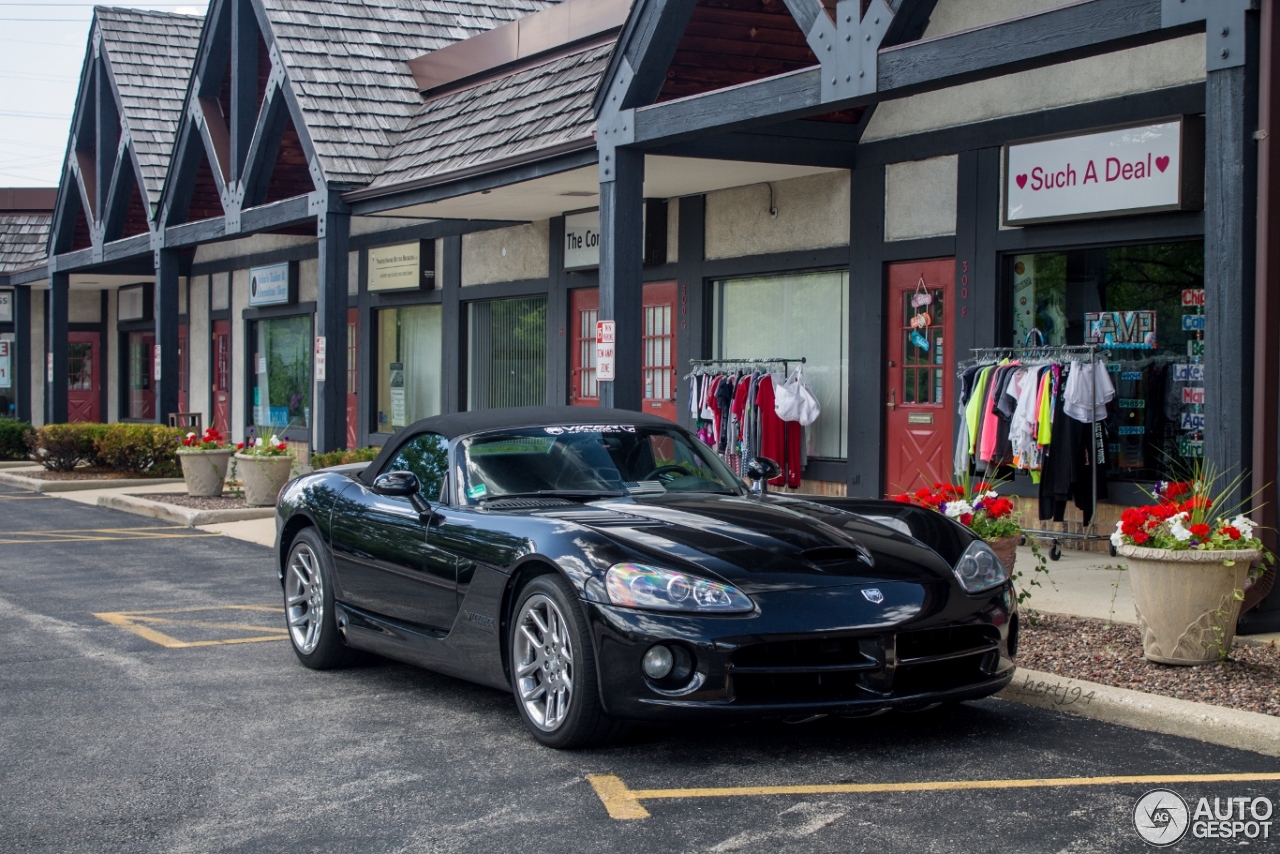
276 443 287 451
1223 526 1242 540
1132 531 1150 544
1189 523 1211 538
892 494 912 503
959 513 973 526
914 488 932 500
236 442 245 450
985 497 1015 519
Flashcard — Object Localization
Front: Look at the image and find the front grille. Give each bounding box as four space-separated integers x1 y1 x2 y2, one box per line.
729 624 1001 704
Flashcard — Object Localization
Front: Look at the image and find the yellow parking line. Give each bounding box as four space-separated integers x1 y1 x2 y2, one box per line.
0 532 221 544
94 605 287 648
587 772 1280 820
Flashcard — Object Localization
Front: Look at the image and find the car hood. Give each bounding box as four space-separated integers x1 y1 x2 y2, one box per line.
549 494 957 594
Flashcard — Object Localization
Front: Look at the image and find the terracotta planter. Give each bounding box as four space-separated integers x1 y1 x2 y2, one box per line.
986 536 1018 576
1118 544 1261 665
177 448 234 497
235 453 294 507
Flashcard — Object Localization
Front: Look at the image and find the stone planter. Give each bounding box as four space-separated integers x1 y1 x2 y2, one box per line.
177 448 235 497
986 536 1018 576
1118 544 1261 665
234 453 294 507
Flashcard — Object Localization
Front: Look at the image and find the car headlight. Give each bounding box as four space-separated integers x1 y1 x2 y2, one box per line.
952 541 1010 593
604 563 753 613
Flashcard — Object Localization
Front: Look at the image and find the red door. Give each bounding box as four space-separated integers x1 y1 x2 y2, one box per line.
67 331 101 423
177 323 189 414
346 308 358 449
569 282 678 421
212 319 231 435
884 259 954 495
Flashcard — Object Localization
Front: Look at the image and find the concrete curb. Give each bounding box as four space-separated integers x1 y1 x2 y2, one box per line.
0 471 184 493
999 667 1280 758
98 492 275 527
0 461 39 470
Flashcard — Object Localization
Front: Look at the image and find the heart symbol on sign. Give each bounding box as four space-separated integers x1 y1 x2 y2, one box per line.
1016 174 1028 189
1155 156 1170 173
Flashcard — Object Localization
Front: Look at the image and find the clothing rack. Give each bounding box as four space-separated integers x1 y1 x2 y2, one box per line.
962 340 1112 560
685 356 805 379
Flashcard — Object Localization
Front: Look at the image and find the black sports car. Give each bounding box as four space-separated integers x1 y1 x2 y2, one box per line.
275 407 1017 748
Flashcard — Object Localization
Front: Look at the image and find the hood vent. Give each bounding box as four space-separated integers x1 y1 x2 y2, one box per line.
481 497 576 511
802 545 873 567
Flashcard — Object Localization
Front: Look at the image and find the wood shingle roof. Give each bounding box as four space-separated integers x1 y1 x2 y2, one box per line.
0 214 52 273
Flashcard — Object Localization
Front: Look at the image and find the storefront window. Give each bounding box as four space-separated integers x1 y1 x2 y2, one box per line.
377 305 442 431
712 270 849 459
468 296 547 410
252 315 311 433
1008 241 1204 481
126 331 155 420
0 333 15 418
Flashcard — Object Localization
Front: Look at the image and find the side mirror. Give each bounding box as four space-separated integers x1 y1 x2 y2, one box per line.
745 457 781 496
373 471 433 520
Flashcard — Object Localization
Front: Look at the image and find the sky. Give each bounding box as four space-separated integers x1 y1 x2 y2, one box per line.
0 0 208 187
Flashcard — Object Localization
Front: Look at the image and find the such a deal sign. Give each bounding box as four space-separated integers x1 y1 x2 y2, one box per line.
1004 117 1204 226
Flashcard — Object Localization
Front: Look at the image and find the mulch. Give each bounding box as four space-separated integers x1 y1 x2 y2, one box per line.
20 468 174 481
127 492 254 511
1019 612 1280 717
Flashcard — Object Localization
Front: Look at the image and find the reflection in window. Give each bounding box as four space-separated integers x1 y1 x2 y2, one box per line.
377 305 442 431
386 432 449 499
127 331 155 419
253 315 311 433
468 297 547 410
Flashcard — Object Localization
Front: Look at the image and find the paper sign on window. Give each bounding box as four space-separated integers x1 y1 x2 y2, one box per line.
1084 311 1156 350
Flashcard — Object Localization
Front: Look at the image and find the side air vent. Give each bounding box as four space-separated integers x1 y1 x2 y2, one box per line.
481 498 576 511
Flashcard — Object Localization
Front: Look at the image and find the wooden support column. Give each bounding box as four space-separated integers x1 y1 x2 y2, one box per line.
674 194 706 431
546 217 568 407
14 284 31 422
847 165 884 497
48 271 69 424
314 208 350 453
440 235 462 413
153 250 181 424
597 147 645 411
1203 19 1259 507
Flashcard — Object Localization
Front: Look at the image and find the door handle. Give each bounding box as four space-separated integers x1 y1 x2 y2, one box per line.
886 389 896 410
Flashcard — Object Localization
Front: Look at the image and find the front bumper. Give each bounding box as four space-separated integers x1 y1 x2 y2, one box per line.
585 584 1017 722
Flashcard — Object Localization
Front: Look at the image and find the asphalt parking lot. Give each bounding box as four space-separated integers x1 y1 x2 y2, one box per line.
2 482 1278 853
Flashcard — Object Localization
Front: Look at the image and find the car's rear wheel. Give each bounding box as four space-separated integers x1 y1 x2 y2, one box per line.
510 574 620 748
284 527 357 669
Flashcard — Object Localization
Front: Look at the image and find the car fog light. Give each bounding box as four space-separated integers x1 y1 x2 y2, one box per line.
642 645 675 679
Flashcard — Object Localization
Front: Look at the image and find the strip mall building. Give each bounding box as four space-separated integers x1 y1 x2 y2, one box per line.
0 0 1278 624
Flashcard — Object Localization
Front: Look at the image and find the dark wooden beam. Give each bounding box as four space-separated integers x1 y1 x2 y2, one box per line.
198 97 233 189
100 147 135 244
241 83 288 208
165 217 227 248
101 232 152 265
163 124 208 226
52 247 96 272
314 207 350 452
230 0 258 184
597 0 700 113
597 147 645 410
154 249 181 424
238 194 312 233
94 55 120 231
846 163 883 497
649 128 855 167
48 272 69 424
439 235 463 413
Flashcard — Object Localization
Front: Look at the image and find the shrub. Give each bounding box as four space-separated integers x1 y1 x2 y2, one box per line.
0 419 32 460
96 424 185 477
26 423 101 471
311 446 381 470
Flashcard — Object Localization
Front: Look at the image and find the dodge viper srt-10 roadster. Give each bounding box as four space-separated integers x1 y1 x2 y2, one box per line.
275 407 1017 748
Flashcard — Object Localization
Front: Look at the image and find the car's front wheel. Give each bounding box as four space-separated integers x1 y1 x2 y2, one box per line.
283 527 357 669
510 574 620 748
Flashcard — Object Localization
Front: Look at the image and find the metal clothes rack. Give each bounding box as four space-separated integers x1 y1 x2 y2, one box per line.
962 340 1112 560
685 356 805 380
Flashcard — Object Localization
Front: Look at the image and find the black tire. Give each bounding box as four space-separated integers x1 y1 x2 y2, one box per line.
1049 542 1062 561
282 527 358 669
509 574 622 749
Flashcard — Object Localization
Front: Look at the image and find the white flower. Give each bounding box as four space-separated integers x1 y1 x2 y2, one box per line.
255 437 265 448
1230 515 1256 540
1111 520 1126 548
269 434 281 445
943 500 973 520
186 432 196 439
982 490 999 500
1168 512 1193 542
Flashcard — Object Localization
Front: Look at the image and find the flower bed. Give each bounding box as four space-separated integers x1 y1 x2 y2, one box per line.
1020 613 1280 717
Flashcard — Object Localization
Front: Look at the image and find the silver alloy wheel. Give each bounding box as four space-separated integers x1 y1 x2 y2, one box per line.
513 592 575 732
285 543 324 654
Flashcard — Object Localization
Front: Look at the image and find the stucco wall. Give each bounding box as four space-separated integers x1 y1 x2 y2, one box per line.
29 293 43 426
352 216 434 237
231 269 249 443
923 0 1076 38
69 290 100 324
192 233 313 265
885 155 959 241
189 274 210 426
299 259 317 304
462 221 550 286
862 35 1206 143
704 171 849 261
667 201 679 264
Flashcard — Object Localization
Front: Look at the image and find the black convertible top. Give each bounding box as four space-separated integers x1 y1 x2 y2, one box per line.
360 406 679 486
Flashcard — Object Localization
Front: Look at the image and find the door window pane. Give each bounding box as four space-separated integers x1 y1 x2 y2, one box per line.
712 271 848 458
253 315 311 433
468 297 547 410
126 331 155 419
377 305 442 431
385 432 449 500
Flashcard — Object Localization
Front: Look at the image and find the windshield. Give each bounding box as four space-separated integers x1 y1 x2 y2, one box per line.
458 424 744 504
